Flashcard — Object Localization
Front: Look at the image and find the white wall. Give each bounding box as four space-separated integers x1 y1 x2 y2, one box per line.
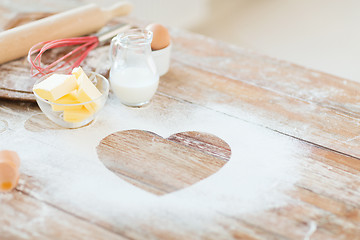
130 0 360 82
129 0 210 29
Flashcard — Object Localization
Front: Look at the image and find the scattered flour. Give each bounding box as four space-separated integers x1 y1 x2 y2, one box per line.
0 191 13 201
303 221 317 240
0 119 8 133
0 92 306 235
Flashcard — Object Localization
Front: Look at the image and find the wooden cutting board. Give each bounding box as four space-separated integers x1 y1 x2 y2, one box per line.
0 12 118 102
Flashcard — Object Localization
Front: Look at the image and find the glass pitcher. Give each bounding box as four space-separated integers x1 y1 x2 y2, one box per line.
109 29 159 107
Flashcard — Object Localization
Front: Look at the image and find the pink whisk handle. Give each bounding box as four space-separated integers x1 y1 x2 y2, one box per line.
28 36 99 77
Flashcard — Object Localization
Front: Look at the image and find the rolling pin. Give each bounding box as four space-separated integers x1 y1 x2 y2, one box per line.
0 2 132 65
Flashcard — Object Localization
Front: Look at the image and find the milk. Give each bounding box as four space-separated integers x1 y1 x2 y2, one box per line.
110 67 159 106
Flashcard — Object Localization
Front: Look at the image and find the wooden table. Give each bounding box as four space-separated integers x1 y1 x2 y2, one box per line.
1 1 359 239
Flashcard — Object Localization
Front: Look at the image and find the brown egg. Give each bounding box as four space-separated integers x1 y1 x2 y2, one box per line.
146 23 171 51
0 150 20 192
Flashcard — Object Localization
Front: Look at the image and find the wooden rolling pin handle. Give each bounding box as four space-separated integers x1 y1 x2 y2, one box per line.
103 2 133 21
0 2 132 65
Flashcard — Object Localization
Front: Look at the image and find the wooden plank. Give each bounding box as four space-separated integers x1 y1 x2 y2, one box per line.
118 19 360 160
0 11 359 163
158 60 360 160
292 186 360 222
0 189 127 240
0 58 34 100
9 170 295 240
167 131 232 161
170 27 360 116
224 143 360 240
2 14 359 166
97 130 230 195
0 9 115 101
0 88 34 102
0 3 359 239
234 201 360 240
0 50 358 240
1 92 358 239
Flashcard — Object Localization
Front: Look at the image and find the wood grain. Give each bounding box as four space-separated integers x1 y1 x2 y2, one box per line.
0 3 132 65
1 93 360 239
165 29 360 159
97 130 231 195
167 131 231 161
3 12 56 30
1 1 360 239
0 11 113 101
158 60 360 160
0 189 127 240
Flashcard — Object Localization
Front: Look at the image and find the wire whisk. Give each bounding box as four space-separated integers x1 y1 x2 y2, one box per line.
28 23 130 77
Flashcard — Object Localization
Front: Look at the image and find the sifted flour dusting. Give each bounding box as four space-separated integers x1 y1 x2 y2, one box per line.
0 92 306 235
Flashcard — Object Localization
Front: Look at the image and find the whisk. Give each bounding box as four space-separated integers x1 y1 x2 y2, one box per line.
28 23 130 77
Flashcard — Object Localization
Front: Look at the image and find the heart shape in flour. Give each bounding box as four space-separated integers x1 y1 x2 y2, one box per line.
97 130 231 195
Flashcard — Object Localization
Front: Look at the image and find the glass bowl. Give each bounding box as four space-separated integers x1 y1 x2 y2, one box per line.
33 71 109 128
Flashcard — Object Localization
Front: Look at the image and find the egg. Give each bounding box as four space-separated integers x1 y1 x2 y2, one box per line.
146 23 171 51
0 150 20 193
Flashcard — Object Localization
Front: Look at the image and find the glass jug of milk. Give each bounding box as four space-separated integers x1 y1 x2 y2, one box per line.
109 29 159 107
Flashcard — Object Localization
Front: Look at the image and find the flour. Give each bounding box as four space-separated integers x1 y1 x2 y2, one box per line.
0 89 306 236
0 119 8 133
81 46 110 75
0 191 13 201
303 221 317 240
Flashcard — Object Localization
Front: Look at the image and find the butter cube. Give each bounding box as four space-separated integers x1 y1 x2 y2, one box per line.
51 90 82 111
71 67 87 80
76 73 102 113
83 101 99 114
63 107 93 123
33 74 77 101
